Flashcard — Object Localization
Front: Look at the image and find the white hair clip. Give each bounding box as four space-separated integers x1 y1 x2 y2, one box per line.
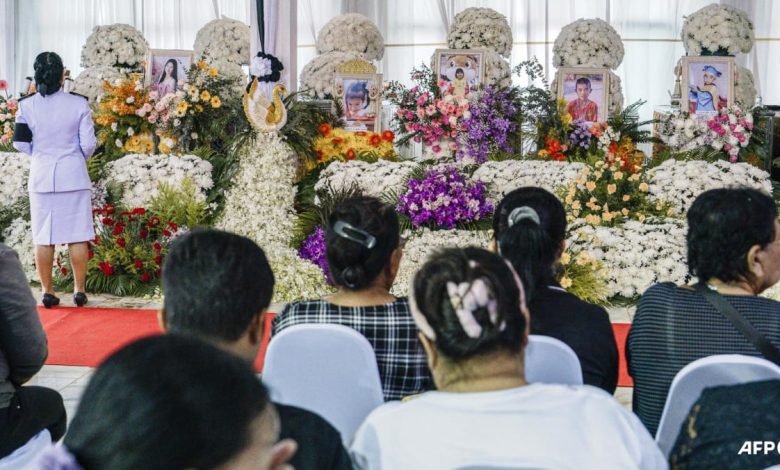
507 206 540 227
447 278 502 338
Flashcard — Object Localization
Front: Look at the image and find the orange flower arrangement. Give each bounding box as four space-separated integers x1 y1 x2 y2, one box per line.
538 136 567 161
310 126 396 170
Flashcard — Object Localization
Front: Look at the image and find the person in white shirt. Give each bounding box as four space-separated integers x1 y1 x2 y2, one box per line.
350 247 667 470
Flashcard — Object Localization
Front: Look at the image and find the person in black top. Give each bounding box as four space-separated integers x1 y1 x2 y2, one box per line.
491 187 618 393
160 229 352 470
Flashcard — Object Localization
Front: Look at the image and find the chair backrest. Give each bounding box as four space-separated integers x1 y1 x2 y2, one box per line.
0 430 51 469
655 354 780 457
262 324 385 444
524 335 583 386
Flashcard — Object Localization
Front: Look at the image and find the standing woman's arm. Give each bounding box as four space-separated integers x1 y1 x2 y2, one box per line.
11 102 32 155
78 100 96 159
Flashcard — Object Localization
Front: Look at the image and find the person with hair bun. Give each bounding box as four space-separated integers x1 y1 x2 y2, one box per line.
12 51 96 308
272 196 432 401
492 187 618 393
350 247 664 469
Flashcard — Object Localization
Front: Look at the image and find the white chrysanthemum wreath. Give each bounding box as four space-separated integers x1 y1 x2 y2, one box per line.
315 13 384 61
681 4 753 56
80 24 148 70
194 18 251 66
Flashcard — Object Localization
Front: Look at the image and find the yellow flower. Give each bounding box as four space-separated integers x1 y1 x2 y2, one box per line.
585 214 602 225
594 161 604 168
176 101 189 114
560 252 571 264
667 208 675 216
639 182 649 192
602 212 614 222
560 277 573 289
210 96 221 108
613 171 624 180
200 90 211 101
565 195 574 205
561 113 573 126
622 195 630 202
208 67 219 77
195 104 204 113
586 181 596 192
575 252 590 266
622 208 630 216
594 171 603 179
607 184 617 195
571 200 581 210
628 174 640 182
638 214 646 222
581 167 591 176
197 60 208 70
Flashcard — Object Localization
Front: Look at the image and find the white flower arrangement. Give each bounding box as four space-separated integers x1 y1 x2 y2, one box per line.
567 218 689 298
0 152 29 211
735 65 757 109
71 66 127 103
266 244 333 302
80 24 148 70
315 160 418 202
315 13 384 61
472 160 585 200
104 154 213 209
483 50 513 90
390 228 493 297
217 132 297 250
194 18 251 66
681 4 753 56
299 51 360 98
658 107 754 162
553 19 624 69
447 8 513 58
647 159 771 212
2 218 37 281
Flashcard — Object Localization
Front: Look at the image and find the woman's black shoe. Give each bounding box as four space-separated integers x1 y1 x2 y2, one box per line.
42 293 60 309
74 292 88 307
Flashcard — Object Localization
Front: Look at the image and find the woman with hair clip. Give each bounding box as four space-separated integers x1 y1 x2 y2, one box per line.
492 187 618 393
350 247 664 469
272 196 432 401
13 52 96 308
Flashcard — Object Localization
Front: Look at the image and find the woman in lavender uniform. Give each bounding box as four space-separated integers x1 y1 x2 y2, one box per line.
13 52 96 308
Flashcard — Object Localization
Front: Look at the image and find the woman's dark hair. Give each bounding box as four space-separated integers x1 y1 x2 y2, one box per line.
346 82 370 107
33 52 64 96
687 187 777 286
159 58 178 83
326 196 400 290
64 334 270 470
412 247 526 360
492 187 567 302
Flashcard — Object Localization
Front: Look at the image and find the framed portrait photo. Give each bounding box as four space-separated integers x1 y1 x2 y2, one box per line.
681 56 735 116
145 49 194 98
334 73 382 133
557 67 610 124
434 48 486 98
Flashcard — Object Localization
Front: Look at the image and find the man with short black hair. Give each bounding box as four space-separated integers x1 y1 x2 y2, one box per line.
160 229 351 470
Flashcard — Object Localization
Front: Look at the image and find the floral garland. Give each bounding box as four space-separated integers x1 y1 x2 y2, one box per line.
447 8 513 58
93 75 155 159
315 13 384 61
71 67 127 103
681 4 753 56
267 245 333 302
314 159 418 202
80 24 149 70
553 19 624 69
647 159 770 212
472 160 585 200
396 166 493 229
311 125 395 170
657 107 754 162
299 51 360 99
567 218 689 298
103 154 213 209
193 18 251 66
457 87 519 164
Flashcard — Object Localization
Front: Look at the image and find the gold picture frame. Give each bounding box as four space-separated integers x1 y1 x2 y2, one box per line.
556 67 610 124
334 72 383 133
681 55 735 116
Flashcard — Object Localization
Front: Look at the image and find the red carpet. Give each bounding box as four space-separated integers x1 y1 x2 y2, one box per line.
40 307 634 386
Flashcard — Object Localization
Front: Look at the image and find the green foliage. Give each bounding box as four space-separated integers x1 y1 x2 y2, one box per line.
556 251 610 305
513 58 562 153
149 178 208 229
281 92 340 169
647 146 726 167
607 100 658 145
292 183 363 249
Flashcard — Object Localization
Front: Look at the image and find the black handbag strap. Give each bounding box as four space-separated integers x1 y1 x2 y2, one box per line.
694 282 780 366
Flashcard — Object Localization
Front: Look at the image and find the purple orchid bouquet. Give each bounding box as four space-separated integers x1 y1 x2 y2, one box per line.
457 87 520 164
397 166 494 229
298 226 333 284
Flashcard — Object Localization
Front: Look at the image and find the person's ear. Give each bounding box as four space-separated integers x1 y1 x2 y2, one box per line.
747 244 765 280
157 308 168 332
419 332 438 370
556 240 566 259
247 310 265 347
488 239 498 253
385 246 403 284
269 439 297 470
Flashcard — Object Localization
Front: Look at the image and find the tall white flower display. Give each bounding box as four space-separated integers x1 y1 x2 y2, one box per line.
71 66 127 103
735 65 757 109
551 19 625 115
681 4 754 56
80 24 148 70
299 51 360 99
216 132 331 302
194 18 251 66
446 7 513 89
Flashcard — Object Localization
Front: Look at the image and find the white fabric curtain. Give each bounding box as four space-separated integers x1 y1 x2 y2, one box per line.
12 0 249 96
297 0 780 123
0 0 14 93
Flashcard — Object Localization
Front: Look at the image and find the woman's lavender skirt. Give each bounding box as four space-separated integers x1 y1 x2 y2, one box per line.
29 190 95 245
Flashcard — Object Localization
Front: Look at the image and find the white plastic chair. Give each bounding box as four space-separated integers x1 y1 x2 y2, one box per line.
524 335 583 386
655 354 780 457
262 324 384 444
0 430 51 469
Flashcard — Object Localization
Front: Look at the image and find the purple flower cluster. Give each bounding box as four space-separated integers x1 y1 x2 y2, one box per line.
298 226 333 284
458 87 518 163
569 119 593 149
397 166 493 229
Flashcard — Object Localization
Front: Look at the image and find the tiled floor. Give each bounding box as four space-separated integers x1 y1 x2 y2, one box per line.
27 365 93 425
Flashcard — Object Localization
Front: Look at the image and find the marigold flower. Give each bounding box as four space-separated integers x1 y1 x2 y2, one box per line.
369 134 382 146
208 67 219 77
381 130 395 142
318 123 331 136
346 149 356 160
200 90 211 101
210 96 221 108
586 181 597 192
